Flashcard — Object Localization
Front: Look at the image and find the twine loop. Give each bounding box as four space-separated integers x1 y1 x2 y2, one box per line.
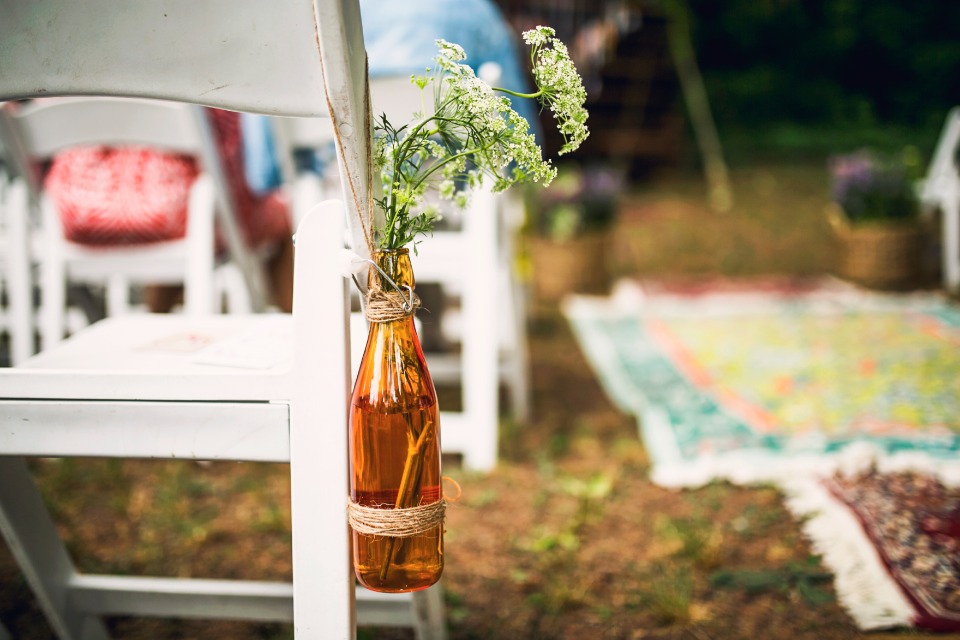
347 498 445 538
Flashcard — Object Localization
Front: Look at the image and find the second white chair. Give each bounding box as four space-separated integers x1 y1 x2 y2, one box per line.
0 98 230 352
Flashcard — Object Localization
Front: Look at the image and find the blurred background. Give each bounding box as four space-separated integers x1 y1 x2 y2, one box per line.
2 1 959 638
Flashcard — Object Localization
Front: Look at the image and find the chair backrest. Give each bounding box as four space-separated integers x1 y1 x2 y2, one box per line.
0 0 373 260
921 106 960 208
0 98 214 194
0 97 227 345
272 74 424 189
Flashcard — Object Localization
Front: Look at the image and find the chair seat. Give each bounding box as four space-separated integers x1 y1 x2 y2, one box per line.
10 314 295 401
1 314 297 462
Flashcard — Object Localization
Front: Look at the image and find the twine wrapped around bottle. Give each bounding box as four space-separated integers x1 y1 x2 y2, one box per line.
347 498 446 538
364 287 420 323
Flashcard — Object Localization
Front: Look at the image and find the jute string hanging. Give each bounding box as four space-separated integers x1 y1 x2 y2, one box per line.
327 63 444 535
326 62 419 325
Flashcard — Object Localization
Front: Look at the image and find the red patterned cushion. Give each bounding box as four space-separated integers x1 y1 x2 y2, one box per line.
46 146 196 245
44 109 290 249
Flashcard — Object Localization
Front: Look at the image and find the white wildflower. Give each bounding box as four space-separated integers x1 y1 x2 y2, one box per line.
371 26 584 250
523 27 590 154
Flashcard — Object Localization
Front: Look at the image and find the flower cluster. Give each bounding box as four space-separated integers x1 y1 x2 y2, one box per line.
829 149 918 224
523 26 590 155
373 27 589 251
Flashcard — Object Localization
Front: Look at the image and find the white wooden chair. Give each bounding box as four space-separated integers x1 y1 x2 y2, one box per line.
0 0 445 638
919 106 960 293
0 169 33 365
274 65 531 471
0 97 223 352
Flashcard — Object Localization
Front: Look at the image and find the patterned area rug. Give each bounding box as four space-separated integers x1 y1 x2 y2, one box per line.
565 278 960 631
563 279 960 487
784 469 960 631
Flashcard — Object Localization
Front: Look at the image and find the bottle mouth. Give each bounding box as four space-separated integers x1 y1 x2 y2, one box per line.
370 248 415 292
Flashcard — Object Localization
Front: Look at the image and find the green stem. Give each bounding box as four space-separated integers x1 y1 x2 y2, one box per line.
379 415 434 582
411 138 498 192
493 87 543 100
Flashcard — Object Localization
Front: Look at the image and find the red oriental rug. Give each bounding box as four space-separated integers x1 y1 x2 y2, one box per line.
784 469 960 631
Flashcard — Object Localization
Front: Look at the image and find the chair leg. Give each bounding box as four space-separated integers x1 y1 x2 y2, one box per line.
216 264 253 313
6 179 33 364
39 197 66 350
0 458 110 640
460 187 500 471
288 201 355 637
943 184 960 292
183 174 216 315
412 582 448 640
105 275 129 317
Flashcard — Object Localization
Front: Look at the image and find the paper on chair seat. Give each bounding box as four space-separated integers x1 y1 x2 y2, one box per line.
191 321 294 370
23 314 294 375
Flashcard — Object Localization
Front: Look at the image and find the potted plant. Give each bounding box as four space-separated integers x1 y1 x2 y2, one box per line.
827 148 923 290
529 162 623 301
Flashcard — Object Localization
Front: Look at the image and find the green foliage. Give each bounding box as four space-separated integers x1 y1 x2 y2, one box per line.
829 147 920 223
657 515 725 570
514 471 615 614
534 163 624 241
640 564 694 625
689 0 960 155
710 558 834 606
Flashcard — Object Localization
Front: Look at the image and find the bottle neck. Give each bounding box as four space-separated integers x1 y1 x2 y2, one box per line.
369 249 415 292
363 249 420 327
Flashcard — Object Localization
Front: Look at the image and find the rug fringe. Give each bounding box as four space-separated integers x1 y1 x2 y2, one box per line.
780 477 916 630
647 440 960 489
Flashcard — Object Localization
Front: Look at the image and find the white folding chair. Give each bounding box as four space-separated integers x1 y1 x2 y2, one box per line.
919 106 960 293
0 97 223 351
0 0 445 638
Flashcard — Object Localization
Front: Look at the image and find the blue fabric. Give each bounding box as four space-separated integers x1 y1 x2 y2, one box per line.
242 0 539 193
360 0 539 129
240 112 282 196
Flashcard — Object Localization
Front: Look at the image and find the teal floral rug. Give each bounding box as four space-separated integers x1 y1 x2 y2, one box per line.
564 279 960 487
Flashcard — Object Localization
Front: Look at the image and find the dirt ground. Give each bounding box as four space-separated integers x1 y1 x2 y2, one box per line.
2 163 957 639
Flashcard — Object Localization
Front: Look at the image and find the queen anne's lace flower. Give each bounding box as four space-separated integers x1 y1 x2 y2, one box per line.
373 27 585 250
523 26 590 155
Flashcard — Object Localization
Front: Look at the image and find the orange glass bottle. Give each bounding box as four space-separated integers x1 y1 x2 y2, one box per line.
349 249 443 592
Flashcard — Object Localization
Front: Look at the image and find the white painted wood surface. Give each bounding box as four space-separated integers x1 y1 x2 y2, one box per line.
0 174 32 365
920 107 960 292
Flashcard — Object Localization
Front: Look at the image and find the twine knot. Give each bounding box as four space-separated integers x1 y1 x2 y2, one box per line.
364 287 420 323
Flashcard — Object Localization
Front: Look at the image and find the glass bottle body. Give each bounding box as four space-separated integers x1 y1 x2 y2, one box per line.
349 250 443 593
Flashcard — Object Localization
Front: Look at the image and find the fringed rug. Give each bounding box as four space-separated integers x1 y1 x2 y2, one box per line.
564 280 960 631
783 468 960 631
563 278 960 488
564 278 960 631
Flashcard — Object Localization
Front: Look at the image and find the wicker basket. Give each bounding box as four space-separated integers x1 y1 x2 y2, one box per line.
530 231 611 302
828 207 922 290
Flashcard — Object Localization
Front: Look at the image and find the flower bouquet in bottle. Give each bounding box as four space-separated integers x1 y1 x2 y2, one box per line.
347 26 589 593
